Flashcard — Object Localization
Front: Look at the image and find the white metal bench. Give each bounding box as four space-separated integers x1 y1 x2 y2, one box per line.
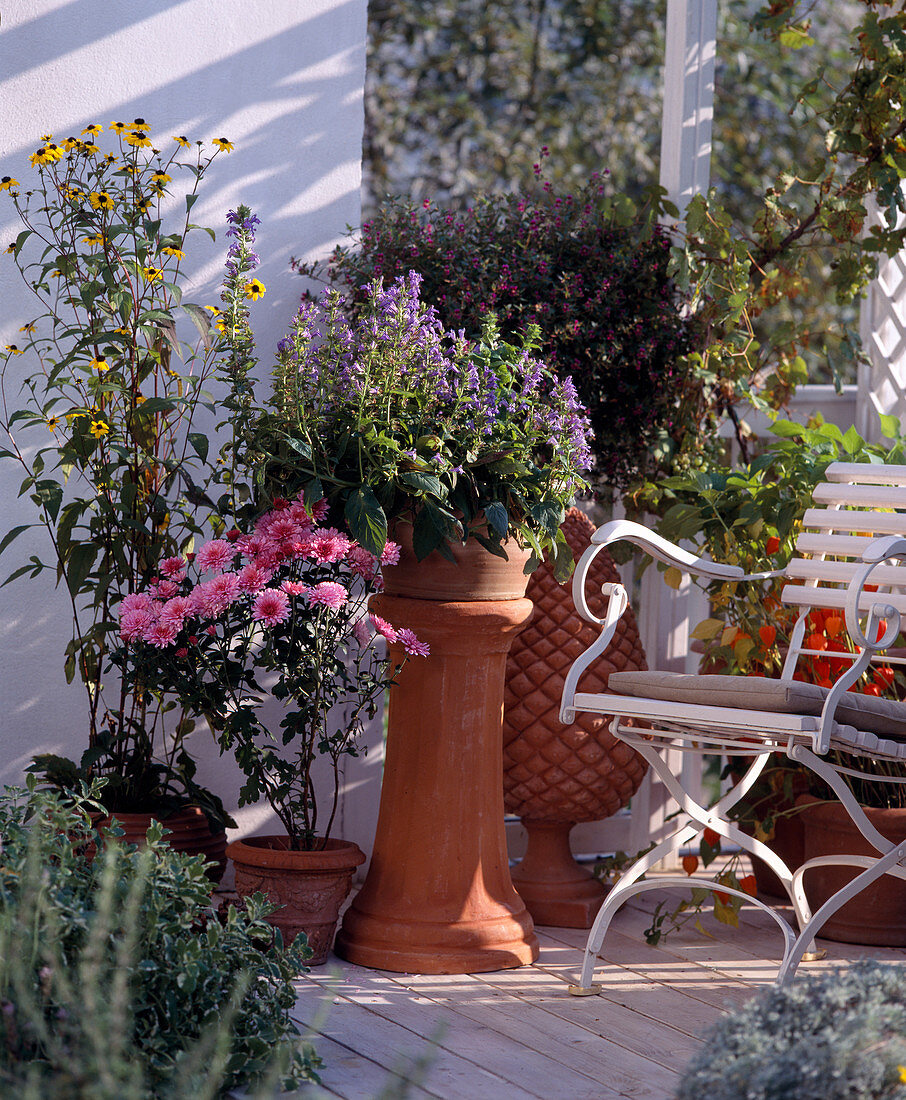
561 462 906 992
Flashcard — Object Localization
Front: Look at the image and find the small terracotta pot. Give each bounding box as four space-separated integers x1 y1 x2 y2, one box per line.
96 807 227 884
797 794 906 945
227 835 366 964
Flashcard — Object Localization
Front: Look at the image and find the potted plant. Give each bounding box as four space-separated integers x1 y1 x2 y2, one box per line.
292 156 694 496
114 494 428 963
0 121 247 862
250 271 592 971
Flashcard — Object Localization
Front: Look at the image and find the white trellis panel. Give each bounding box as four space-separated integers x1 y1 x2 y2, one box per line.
857 209 906 439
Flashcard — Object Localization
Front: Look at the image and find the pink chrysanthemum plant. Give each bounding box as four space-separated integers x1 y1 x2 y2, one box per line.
113 493 428 851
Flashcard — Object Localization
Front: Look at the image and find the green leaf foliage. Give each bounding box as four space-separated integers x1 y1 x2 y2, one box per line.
0 783 320 1098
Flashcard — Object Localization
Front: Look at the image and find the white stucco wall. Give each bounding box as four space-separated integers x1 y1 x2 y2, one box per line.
0 0 369 843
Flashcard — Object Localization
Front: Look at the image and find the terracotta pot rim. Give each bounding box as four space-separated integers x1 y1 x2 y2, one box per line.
795 792 906 826
226 834 366 871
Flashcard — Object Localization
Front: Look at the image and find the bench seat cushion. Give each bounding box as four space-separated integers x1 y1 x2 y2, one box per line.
607 671 906 738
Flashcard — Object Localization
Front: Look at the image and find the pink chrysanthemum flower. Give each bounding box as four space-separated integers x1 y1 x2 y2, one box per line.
312 530 351 563
159 555 187 579
308 581 348 609
380 541 401 566
237 562 273 594
281 580 309 596
120 608 152 641
144 618 179 648
206 572 242 613
120 592 152 614
347 545 378 579
195 538 236 573
159 596 191 629
252 587 290 627
352 617 372 647
154 579 179 599
309 498 330 522
267 516 301 543
370 614 398 643
397 628 430 657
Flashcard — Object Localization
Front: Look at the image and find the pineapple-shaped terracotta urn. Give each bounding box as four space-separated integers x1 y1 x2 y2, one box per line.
503 507 648 927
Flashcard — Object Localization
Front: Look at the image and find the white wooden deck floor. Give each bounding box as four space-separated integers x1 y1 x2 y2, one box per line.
290 876 906 1100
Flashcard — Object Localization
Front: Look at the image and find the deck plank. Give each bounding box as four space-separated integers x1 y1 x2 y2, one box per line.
286 872 906 1099
300 967 630 1100
387 969 685 1097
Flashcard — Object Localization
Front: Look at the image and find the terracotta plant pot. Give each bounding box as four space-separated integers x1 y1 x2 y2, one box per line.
335 534 540 974
96 807 228 884
797 794 906 946
503 508 649 927
227 835 366 964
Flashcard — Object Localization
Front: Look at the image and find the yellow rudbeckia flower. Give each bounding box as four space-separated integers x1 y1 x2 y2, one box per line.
173 135 191 148
81 123 102 136
19 322 36 334
46 416 60 431
244 279 266 301
110 121 128 133
90 355 109 372
211 137 234 152
0 176 18 191
89 419 109 438
151 171 172 184
82 233 105 247
89 191 114 211
142 266 163 282
4 344 23 355
161 246 185 259
124 130 152 148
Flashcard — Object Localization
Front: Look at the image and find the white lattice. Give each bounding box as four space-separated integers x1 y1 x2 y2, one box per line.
858 208 906 440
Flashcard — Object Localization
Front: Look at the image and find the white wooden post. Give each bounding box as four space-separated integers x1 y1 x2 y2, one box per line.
638 0 718 855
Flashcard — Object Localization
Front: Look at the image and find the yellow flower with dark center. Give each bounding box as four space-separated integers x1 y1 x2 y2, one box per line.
80 143 99 156
89 191 114 211
173 135 190 148
64 185 83 201
46 416 60 431
104 154 117 165
90 354 109 372
244 279 266 301
30 145 63 166
131 118 148 129
142 266 163 282
82 233 105 247
62 136 80 150
5 243 17 254
124 130 152 148
161 246 185 259
211 137 234 152
113 326 131 337
81 123 102 136
110 121 128 133
5 344 23 355
151 171 171 185
135 197 152 214
0 177 18 191
19 322 36 334
89 419 109 438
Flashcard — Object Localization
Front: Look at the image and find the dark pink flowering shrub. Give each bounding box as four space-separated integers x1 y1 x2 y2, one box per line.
114 495 427 850
294 158 695 492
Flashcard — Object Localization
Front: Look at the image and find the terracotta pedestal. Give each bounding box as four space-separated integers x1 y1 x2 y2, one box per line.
335 585 539 974
510 821 607 927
